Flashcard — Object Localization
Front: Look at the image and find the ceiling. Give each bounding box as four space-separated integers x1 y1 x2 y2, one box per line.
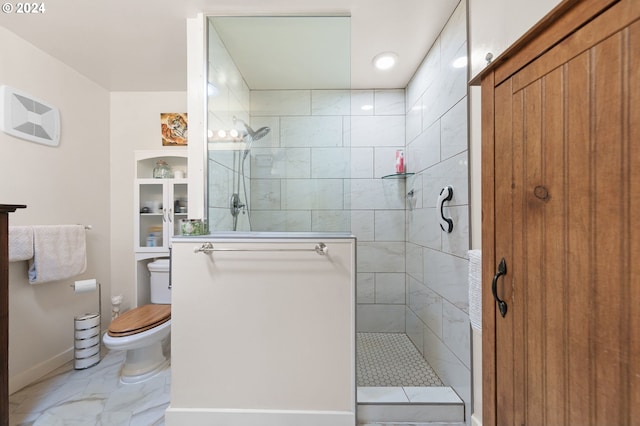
0 0 460 91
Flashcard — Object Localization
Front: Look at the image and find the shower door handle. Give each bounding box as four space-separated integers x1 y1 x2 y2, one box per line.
492 258 508 318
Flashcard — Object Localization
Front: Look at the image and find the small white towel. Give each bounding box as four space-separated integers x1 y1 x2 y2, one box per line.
9 226 34 262
468 249 482 331
28 225 87 284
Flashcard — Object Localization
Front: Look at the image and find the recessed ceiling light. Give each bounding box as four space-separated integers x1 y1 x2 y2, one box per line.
372 52 398 70
361 104 374 111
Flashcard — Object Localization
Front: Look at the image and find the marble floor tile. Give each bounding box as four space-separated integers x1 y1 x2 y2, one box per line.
9 348 170 426
10 333 449 425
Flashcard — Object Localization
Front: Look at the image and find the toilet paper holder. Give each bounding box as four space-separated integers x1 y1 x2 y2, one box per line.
71 279 102 319
71 279 102 369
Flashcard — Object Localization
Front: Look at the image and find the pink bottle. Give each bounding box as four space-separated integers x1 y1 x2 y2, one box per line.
395 150 405 173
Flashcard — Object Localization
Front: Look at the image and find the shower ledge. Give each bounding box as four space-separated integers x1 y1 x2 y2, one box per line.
357 386 464 424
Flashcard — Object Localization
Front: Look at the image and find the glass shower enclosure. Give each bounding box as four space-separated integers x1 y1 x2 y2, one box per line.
205 16 352 233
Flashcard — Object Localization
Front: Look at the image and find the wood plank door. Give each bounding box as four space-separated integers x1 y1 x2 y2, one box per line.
487 0 640 424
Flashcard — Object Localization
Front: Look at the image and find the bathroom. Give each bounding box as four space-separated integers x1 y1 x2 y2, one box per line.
0 0 563 424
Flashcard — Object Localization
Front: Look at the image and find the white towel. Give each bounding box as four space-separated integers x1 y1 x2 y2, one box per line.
28 225 87 284
468 249 482 331
9 226 34 262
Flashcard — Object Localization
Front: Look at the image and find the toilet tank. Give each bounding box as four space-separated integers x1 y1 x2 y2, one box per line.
148 258 171 304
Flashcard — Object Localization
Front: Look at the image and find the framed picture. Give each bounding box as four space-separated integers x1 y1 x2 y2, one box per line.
161 113 188 146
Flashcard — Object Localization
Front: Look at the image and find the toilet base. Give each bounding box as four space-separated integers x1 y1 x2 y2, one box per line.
119 340 169 384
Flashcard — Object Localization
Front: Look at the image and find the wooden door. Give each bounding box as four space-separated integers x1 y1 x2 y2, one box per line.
482 0 640 424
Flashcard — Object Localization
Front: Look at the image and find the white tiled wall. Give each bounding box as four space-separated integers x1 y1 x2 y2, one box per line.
246 88 409 333
248 90 351 233
350 90 407 333
404 0 471 417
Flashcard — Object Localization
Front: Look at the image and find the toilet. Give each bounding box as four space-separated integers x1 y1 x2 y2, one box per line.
103 258 171 383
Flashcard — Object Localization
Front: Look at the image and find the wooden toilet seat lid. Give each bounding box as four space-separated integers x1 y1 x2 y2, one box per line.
107 304 171 337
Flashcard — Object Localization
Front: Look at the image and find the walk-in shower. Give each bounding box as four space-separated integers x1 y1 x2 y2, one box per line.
229 116 270 231
205 12 470 420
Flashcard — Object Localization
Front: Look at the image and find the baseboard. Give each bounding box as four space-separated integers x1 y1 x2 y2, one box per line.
9 346 74 394
471 412 482 426
164 407 355 426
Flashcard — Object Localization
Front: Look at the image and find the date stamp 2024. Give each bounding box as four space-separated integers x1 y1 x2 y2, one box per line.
2 2 46 13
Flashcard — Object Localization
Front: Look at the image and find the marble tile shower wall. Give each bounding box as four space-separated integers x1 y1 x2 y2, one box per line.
207 20 252 231
249 89 408 332
404 0 471 412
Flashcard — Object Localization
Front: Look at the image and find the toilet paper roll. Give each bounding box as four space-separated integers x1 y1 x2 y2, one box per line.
74 313 100 330
73 279 97 293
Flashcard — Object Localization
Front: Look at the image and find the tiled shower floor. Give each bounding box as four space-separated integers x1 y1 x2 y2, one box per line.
357 332 444 387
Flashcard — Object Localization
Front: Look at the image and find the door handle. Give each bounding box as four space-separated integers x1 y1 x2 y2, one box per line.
492 258 508 317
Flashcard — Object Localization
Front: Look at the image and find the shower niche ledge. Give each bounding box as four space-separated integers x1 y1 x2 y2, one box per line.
381 172 414 179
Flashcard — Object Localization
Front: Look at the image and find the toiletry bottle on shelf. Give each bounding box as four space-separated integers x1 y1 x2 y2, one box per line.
395 150 405 173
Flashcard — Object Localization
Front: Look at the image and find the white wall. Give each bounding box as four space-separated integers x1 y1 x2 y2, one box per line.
0 24 186 395
110 91 187 311
468 0 562 79
0 26 111 393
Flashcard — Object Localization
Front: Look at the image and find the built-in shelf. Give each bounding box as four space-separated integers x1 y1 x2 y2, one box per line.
381 172 415 179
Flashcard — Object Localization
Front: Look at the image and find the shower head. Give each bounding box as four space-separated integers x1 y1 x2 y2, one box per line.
250 125 271 141
233 116 271 142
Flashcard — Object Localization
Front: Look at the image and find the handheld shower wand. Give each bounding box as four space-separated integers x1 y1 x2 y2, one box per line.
230 117 271 231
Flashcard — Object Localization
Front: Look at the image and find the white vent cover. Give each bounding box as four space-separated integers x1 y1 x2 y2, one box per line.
0 85 60 146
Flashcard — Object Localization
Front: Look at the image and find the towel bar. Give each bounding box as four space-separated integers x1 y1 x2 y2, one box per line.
193 242 329 256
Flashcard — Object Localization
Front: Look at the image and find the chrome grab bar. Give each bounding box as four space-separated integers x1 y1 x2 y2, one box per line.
193 242 329 256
